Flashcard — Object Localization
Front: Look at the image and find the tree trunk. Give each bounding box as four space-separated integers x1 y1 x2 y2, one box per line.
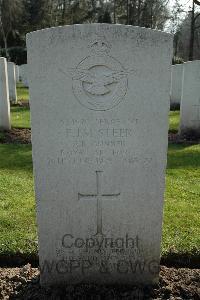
62 0 66 24
113 0 116 23
127 0 129 24
189 0 195 60
174 33 179 57
3 35 9 60
138 0 141 26
0 16 10 60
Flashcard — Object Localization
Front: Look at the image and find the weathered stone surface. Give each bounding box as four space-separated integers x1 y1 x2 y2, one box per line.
27 24 173 286
0 58 10 130
7 62 17 103
170 64 183 107
179 60 200 137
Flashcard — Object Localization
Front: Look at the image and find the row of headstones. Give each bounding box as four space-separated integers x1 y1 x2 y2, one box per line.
170 61 200 136
0 58 28 130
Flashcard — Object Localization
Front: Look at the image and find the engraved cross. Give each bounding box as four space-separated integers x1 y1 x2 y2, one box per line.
78 171 120 236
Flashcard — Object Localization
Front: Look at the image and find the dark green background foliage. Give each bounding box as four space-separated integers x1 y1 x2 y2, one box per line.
0 0 170 62
172 56 184 65
0 47 27 65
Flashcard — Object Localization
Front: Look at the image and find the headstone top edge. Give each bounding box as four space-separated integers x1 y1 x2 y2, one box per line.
173 63 184 67
183 60 200 65
7 61 15 65
26 23 173 42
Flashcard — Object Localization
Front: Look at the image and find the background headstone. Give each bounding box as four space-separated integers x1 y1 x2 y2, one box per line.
0 57 10 130
15 65 20 82
170 64 183 108
19 65 22 81
7 62 17 103
20 64 29 87
27 24 173 286
179 60 200 137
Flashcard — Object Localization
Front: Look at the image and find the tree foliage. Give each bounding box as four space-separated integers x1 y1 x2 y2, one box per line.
172 0 200 60
174 11 200 60
0 0 23 58
0 0 170 54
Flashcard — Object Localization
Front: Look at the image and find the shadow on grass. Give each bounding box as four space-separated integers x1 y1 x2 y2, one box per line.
11 106 30 113
170 103 180 111
161 252 200 269
17 85 29 89
0 144 32 172
167 144 200 169
0 251 199 269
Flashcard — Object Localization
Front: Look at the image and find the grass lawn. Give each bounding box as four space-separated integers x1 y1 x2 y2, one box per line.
10 84 30 129
169 111 180 132
16 82 29 102
163 143 200 256
0 143 199 257
0 144 36 255
11 107 30 129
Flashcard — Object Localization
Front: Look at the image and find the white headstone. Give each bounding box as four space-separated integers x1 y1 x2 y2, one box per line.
179 60 200 137
15 64 20 82
7 62 17 103
0 58 10 130
19 65 22 81
27 24 173 286
170 64 183 107
20 64 29 87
